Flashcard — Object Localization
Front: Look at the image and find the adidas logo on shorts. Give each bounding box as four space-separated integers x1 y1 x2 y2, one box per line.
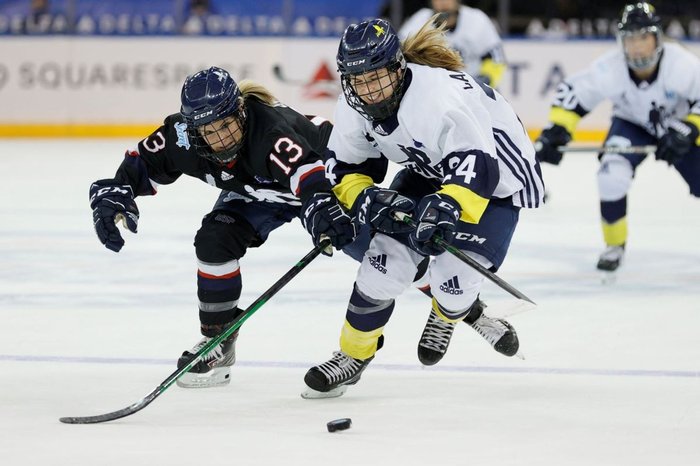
439 276 463 295
368 254 387 274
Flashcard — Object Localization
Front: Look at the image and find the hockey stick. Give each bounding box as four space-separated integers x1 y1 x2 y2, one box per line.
395 213 535 306
59 239 331 424
557 145 656 154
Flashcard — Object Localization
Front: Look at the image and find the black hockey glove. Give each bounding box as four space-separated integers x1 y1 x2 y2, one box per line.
409 193 461 256
534 124 572 165
89 179 139 253
353 187 415 234
656 120 699 165
301 192 356 256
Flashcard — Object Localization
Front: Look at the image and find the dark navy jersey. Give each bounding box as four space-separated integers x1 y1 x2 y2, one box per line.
114 98 333 206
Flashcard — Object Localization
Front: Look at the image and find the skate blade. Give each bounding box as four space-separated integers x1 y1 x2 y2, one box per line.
300 385 348 400
176 367 231 389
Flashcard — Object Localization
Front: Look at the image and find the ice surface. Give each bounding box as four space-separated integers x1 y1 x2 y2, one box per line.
1 140 698 465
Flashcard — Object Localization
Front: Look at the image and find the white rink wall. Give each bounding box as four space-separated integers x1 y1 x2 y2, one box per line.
1 38 698 137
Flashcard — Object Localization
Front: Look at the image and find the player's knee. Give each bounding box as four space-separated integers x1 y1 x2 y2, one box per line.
195 212 255 262
356 235 420 300
597 154 634 202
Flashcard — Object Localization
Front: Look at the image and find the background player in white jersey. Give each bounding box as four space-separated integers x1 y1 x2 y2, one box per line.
88 67 355 388
303 18 544 398
398 0 506 87
535 2 700 272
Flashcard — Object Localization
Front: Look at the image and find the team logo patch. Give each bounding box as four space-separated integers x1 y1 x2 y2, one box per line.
439 276 463 295
174 122 190 150
373 24 385 37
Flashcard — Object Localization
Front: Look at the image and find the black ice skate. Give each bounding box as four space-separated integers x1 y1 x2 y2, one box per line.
418 307 457 366
301 351 374 399
176 328 239 389
464 300 520 357
597 245 625 272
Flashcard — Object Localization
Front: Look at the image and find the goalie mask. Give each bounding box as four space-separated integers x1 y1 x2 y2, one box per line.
180 67 247 164
337 19 407 121
617 2 663 71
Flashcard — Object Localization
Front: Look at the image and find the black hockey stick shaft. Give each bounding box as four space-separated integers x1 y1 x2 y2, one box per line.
396 213 535 305
59 239 331 424
557 145 656 154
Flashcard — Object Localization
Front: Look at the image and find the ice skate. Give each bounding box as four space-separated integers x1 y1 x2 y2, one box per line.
417 307 457 366
176 329 239 388
465 300 519 357
301 351 374 399
597 245 624 284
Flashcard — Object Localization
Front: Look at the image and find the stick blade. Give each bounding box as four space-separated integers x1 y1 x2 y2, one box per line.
59 395 154 424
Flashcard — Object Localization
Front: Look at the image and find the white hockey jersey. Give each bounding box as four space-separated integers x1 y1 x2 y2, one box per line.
328 63 544 210
554 42 700 137
398 6 504 77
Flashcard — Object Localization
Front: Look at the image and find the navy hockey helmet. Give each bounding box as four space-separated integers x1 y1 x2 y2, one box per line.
337 19 407 121
617 2 663 71
180 66 247 164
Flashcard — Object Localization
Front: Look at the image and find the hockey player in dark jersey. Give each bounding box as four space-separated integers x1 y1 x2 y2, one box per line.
88 66 355 388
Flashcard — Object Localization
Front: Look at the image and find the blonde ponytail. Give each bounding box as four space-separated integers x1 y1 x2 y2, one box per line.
401 14 464 71
239 80 278 106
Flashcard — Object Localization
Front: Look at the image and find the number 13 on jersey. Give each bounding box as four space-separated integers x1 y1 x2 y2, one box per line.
269 137 304 175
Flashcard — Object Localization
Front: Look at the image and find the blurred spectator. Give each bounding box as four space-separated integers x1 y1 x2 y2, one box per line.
182 0 213 35
22 0 67 34
188 0 211 17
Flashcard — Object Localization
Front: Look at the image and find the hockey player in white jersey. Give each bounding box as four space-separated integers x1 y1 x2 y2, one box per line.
398 0 506 87
303 18 543 398
535 2 700 272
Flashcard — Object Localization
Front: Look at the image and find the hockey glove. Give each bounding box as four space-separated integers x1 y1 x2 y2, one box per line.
353 187 415 234
534 124 572 165
409 193 461 256
301 192 356 256
89 179 139 253
656 120 699 165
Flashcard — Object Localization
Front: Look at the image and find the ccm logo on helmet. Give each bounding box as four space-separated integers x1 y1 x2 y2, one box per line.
346 59 366 66
194 110 214 121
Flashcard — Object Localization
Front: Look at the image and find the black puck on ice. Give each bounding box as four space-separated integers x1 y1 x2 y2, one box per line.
327 418 352 432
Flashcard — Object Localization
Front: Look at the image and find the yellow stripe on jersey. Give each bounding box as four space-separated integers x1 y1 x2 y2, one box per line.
332 173 375 210
684 114 700 145
339 321 384 360
601 217 627 246
479 58 507 88
437 184 490 224
549 107 582 136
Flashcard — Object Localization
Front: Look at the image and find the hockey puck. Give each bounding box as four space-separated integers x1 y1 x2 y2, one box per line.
327 418 352 432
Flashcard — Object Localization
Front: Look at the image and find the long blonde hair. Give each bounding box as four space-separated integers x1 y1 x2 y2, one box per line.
239 80 278 106
401 15 464 71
